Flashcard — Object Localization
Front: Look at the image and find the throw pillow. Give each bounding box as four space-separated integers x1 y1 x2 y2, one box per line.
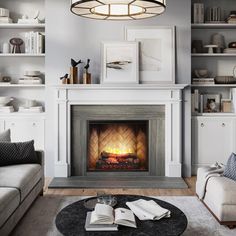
223 153 236 181
0 140 38 166
0 129 11 142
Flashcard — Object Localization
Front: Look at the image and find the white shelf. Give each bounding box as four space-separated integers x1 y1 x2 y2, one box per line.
0 23 45 29
192 53 236 57
0 84 45 88
0 54 45 57
191 84 236 88
193 113 236 117
0 112 45 117
192 23 236 29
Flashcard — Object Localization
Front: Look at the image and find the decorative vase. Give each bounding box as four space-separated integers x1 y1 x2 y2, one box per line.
83 71 91 84
211 33 225 53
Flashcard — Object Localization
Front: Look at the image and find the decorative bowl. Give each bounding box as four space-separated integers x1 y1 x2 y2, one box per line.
0 97 13 106
194 69 209 78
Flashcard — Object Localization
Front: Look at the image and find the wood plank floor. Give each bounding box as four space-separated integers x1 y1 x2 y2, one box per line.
44 177 196 196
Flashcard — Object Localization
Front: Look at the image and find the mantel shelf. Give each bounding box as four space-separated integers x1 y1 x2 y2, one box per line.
53 84 189 90
0 23 45 29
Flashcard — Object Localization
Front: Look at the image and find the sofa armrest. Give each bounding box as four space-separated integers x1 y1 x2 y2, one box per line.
36 151 44 166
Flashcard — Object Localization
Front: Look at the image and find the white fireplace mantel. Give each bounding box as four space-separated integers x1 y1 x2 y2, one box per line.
54 84 188 177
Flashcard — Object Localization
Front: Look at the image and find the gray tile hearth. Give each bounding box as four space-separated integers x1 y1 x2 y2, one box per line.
48 176 188 189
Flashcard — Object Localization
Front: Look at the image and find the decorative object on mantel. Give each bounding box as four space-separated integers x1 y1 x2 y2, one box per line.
101 41 139 84
70 58 82 84
125 26 175 84
204 44 218 54
60 74 70 84
70 0 166 20
83 59 91 84
9 38 23 54
192 40 203 53
211 33 225 53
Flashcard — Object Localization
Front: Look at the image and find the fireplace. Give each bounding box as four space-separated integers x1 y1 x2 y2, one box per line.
71 105 165 176
88 121 148 172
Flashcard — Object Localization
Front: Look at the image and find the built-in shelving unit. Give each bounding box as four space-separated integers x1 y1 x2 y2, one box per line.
191 0 236 173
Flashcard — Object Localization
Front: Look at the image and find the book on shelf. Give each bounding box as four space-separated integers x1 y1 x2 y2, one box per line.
224 48 236 54
126 199 171 221
192 78 215 85
18 106 43 113
88 203 136 230
25 31 45 54
0 106 14 113
18 18 40 24
0 16 13 23
206 6 221 23
193 3 204 23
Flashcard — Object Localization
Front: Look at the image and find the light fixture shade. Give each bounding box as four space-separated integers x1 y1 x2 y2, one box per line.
70 0 166 20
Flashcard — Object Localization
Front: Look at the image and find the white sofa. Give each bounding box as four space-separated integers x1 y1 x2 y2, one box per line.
0 151 44 236
196 168 236 228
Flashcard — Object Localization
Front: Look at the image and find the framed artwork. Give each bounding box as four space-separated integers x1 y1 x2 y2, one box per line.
101 41 139 84
125 26 175 84
203 94 221 112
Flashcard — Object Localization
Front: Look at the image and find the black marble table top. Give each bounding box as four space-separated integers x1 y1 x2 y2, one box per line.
55 195 188 236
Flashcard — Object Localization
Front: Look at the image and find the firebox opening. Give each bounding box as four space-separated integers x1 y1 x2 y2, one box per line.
87 120 149 172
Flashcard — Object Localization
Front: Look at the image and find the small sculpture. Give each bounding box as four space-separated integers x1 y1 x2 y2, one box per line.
60 73 70 84
70 58 82 84
71 59 82 67
9 38 23 53
83 59 91 84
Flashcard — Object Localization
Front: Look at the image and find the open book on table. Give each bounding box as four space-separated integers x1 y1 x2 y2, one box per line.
126 199 171 221
90 203 137 228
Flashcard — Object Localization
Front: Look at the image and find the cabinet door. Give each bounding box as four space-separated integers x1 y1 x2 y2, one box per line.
193 117 236 168
0 120 4 133
5 119 44 150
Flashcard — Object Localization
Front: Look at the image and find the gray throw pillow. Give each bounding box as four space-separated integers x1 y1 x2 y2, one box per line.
0 140 38 166
223 153 236 181
0 129 11 142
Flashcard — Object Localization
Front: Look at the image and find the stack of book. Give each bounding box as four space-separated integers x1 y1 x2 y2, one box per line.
206 6 222 23
192 78 215 85
224 48 236 54
18 106 43 113
0 106 14 113
193 3 204 23
0 8 12 23
226 12 236 24
25 31 45 54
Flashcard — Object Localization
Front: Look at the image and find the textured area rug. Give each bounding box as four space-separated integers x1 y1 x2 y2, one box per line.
12 196 236 236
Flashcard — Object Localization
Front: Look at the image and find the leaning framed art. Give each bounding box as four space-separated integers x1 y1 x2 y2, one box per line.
101 41 139 84
125 26 175 84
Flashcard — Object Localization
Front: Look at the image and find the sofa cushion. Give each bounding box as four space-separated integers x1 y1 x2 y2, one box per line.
205 176 236 205
0 140 38 166
0 129 10 142
0 164 42 202
223 152 236 181
0 188 20 228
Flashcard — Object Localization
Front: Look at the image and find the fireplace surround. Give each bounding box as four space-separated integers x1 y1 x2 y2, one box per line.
71 105 165 176
54 84 187 178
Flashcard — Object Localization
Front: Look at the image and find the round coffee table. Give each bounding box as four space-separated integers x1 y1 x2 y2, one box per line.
56 195 187 236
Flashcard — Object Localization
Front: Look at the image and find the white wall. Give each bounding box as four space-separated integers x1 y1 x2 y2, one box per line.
45 0 191 177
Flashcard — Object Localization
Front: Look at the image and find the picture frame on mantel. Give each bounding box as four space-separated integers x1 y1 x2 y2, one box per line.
101 41 139 84
125 26 176 84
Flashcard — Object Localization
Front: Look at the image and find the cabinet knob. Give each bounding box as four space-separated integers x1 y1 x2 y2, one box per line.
222 123 226 127
32 123 36 126
200 123 204 127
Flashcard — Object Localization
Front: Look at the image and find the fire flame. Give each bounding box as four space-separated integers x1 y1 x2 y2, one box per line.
105 147 133 155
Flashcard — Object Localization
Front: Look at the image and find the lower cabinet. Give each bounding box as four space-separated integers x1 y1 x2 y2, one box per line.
192 116 236 174
1 115 45 150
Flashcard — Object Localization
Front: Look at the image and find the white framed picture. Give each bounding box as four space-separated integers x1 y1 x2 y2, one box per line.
101 41 139 84
125 26 175 84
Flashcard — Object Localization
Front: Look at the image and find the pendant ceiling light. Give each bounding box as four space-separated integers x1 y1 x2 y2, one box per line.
70 0 166 20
